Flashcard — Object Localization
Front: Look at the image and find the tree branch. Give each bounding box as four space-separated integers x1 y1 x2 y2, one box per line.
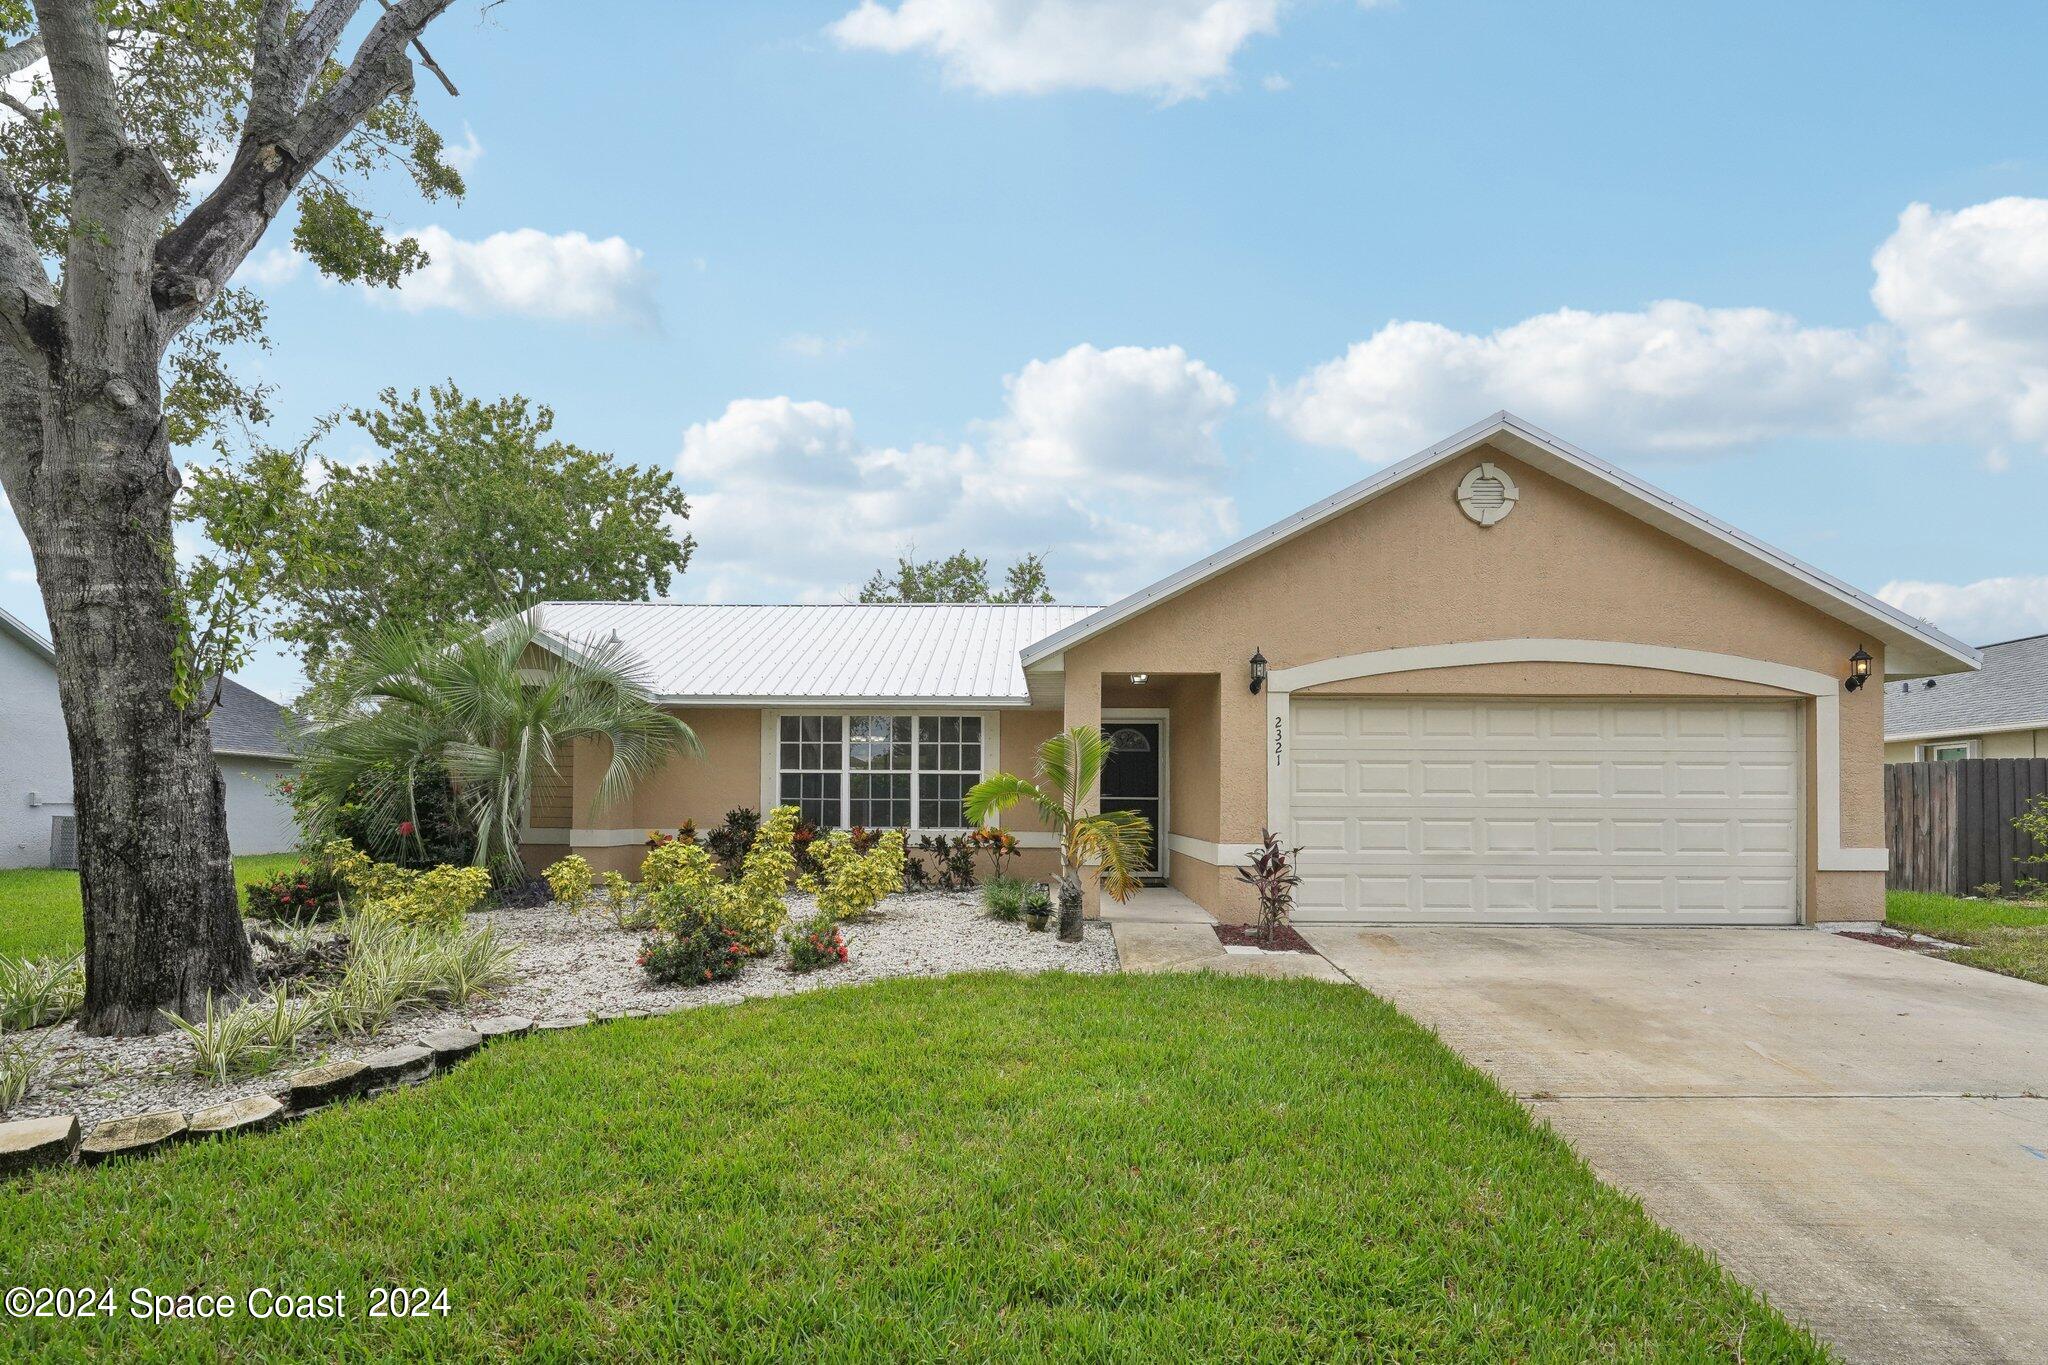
287 0 371 107
26 0 123 177
152 0 455 335
0 34 45 80
0 170 58 359
246 0 296 138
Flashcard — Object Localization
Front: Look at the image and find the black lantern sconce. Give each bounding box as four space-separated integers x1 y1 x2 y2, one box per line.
1249 647 1268 695
1844 646 1872 692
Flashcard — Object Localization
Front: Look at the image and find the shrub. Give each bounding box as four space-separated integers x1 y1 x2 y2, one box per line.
981 876 1026 922
0 953 85 1031
705 806 761 876
247 982 323 1056
164 995 280 1083
244 860 347 923
542 855 596 912
1020 882 1052 924
326 840 491 932
602 870 652 930
645 819 700 849
645 805 800 954
785 911 848 973
801 829 906 923
1235 828 1303 945
638 917 749 987
913 833 978 891
968 827 1020 881
641 839 722 900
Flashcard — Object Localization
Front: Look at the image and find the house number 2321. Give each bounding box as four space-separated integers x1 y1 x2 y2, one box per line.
1272 716 1284 765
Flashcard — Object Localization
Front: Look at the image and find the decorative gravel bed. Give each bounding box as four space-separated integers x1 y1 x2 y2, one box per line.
5 891 1117 1130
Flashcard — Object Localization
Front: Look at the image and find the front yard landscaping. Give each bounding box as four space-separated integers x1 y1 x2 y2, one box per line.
0 971 1824 1361
1885 889 2048 987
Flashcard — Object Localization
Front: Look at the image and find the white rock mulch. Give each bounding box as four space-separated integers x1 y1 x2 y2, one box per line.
4 891 1117 1130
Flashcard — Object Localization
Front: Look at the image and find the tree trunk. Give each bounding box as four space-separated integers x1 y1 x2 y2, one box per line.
30 393 250 1036
1057 869 1084 943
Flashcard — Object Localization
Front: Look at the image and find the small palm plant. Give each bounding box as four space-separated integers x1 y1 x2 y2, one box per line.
965 725 1151 943
296 618 696 879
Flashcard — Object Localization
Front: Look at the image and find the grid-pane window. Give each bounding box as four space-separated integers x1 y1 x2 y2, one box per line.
849 715 912 828
917 715 983 829
777 714 843 827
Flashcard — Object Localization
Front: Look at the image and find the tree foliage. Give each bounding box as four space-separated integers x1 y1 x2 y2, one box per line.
180 383 696 682
859 549 1054 604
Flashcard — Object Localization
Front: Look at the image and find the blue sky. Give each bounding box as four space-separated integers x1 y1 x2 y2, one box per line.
9 0 2048 701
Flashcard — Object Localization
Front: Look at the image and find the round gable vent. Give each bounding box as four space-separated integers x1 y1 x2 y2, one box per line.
1456 462 1519 526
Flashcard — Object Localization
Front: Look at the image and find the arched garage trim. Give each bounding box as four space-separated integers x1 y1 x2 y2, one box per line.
1264 639 1886 874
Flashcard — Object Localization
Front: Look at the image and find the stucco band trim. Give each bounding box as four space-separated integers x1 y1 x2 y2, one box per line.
1262 639 1887 875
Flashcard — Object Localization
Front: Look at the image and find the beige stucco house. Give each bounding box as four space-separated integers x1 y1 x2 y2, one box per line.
1883 632 2047 763
523 413 1979 927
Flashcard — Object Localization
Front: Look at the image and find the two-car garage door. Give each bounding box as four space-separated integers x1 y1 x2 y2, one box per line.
1287 697 1800 925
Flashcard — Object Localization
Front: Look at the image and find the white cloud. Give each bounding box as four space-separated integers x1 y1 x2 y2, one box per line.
782 330 872 358
1270 302 1895 463
443 123 485 175
676 343 1239 602
1879 576 2048 646
829 0 1282 100
1269 196 2048 466
236 246 303 288
1261 72 1290 92
383 227 655 325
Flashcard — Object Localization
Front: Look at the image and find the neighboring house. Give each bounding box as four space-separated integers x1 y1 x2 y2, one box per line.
0 606 298 869
1884 632 2048 762
524 412 1978 928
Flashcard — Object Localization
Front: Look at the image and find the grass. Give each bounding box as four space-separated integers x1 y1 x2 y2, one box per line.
0 972 1823 1362
1885 889 2048 987
0 853 299 959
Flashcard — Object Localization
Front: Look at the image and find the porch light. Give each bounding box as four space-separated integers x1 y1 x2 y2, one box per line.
1129 673 1148 685
1249 648 1268 695
1844 647 1873 692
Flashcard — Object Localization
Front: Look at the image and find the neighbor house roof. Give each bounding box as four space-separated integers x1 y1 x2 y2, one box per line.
1885 633 2048 742
529 601 1101 707
1018 411 1982 681
0 603 294 760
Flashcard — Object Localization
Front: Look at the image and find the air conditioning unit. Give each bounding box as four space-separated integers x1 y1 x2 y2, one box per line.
49 815 78 870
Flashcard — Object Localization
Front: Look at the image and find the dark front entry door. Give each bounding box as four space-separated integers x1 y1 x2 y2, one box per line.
1100 721 1162 877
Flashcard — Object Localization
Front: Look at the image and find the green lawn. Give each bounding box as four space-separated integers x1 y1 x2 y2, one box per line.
0 853 300 959
1885 889 2048 987
0 972 1822 1362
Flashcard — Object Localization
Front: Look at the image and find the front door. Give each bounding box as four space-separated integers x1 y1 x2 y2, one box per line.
1100 720 1163 879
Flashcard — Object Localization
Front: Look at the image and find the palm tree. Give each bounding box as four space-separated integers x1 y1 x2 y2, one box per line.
295 619 696 878
964 725 1151 942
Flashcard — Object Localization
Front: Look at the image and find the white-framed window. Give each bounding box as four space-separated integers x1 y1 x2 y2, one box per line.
1922 739 1977 762
775 712 986 830
777 714 843 828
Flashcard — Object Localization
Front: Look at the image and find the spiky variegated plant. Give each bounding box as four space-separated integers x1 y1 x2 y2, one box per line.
964 725 1151 943
296 619 696 879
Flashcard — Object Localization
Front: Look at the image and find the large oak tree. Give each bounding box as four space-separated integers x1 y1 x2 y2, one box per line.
0 1 467 1034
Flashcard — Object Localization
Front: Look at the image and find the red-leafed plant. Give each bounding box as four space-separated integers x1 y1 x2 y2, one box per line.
1235 828 1303 946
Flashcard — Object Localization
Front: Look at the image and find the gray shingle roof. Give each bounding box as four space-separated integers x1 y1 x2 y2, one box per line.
1885 633 2048 739
207 676 295 760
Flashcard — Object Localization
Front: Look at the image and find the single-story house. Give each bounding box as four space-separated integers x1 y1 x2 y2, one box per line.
0 605 298 869
523 412 1979 926
1884 632 2047 762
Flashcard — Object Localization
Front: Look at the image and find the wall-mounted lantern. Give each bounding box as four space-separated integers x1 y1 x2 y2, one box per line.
1249 648 1268 695
1844 647 1873 692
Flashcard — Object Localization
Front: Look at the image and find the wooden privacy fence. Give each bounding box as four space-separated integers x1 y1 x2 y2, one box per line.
1884 758 2048 895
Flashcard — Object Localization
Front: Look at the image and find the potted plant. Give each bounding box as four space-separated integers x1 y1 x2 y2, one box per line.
1021 882 1053 932
965 725 1151 942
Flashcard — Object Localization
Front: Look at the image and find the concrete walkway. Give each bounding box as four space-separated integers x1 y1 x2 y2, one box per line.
1104 888 1347 982
1302 924 2048 1365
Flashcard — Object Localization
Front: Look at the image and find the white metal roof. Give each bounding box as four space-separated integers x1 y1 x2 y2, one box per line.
1020 411 1983 681
529 602 1100 706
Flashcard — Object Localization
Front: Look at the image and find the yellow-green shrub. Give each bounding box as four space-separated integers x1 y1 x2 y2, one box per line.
542 854 595 912
647 805 800 954
801 829 905 922
323 838 490 933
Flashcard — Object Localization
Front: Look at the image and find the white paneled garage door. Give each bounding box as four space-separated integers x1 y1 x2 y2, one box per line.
1287 697 1800 924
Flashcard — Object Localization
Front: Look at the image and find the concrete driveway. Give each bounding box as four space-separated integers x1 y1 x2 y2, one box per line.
1300 925 2048 1365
